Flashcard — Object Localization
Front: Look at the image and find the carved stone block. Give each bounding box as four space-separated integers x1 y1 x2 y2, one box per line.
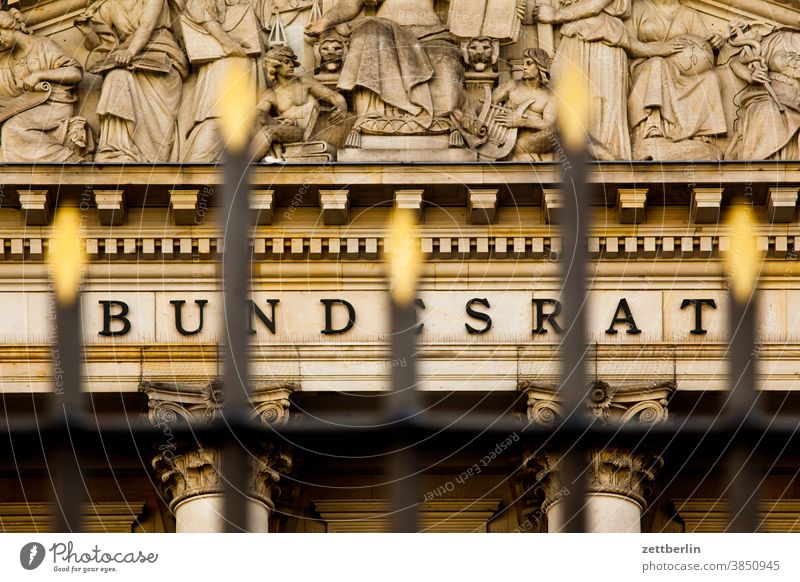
18 190 50 226
394 189 425 221
617 189 648 225
169 190 201 226
319 189 349 225
469 189 499 225
251 190 275 226
338 136 478 163
690 188 723 224
542 188 561 224
94 190 126 226
767 188 798 224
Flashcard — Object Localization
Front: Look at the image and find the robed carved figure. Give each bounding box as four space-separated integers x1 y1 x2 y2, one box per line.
724 23 800 161
626 0 727 160
0 10 89 162
535 0 633 160
76 0 188 163
305 0 465 148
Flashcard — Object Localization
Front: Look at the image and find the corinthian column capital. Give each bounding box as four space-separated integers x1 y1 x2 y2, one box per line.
588 448 663 509
250 443 294 509
517 449 569 527
520 380 675 426
153 447 223 511
139 380 297 425
152 445 294 512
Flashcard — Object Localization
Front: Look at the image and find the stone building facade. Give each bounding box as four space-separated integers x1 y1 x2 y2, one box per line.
1 0 800 533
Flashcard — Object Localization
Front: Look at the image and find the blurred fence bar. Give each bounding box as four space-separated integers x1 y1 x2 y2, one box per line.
218 65 257 533
727 296 760 532
556 144 589 533
51 288 84 533
220 146 253 533
49 208 85 533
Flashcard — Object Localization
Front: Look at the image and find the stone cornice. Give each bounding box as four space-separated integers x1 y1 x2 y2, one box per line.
520 380 676 426
2 161 800 189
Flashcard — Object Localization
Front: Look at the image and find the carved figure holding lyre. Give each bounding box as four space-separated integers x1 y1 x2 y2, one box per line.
457 48 557 161
0 9 90 162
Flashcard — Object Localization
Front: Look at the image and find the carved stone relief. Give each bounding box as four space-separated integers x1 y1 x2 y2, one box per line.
8 1 800 163
0 9 91 162
75 0 189 163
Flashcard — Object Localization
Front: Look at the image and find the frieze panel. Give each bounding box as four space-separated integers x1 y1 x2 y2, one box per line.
4 1 800 163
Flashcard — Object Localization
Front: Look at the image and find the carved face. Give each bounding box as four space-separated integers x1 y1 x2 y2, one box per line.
773 50 800 78
521 54 541 82
319 38 345 72
0 28 17 52
467 38 494 72
266 56 296 82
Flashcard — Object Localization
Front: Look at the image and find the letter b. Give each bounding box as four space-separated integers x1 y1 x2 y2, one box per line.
99 301 131 336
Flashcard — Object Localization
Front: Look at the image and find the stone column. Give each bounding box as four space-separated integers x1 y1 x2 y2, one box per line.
522 448 662 533
143 381 295 532
153 444 292 532
518 381 672 533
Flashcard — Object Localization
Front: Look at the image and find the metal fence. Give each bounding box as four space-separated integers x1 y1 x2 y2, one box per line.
2 108 798 534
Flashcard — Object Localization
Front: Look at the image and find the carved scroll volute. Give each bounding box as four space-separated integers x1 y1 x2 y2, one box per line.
139 381 296 425
251 387 295 425
520 381 675 426
619 399 669 425
520 382 562 426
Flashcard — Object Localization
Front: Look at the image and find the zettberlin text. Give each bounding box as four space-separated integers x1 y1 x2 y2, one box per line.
642 544 701 554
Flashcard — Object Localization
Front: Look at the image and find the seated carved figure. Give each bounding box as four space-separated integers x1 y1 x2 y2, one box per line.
725 25 800 160
626 0 727 159
305 0 464 145
490 49 557 161
251 46 347 162
75 0 188 163
456 48 557 161
0 10 90 162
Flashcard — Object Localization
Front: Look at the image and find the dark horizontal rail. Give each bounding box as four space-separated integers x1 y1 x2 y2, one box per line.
3 413 798 459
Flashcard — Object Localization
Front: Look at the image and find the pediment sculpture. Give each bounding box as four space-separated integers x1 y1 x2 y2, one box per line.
3 0 800 163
